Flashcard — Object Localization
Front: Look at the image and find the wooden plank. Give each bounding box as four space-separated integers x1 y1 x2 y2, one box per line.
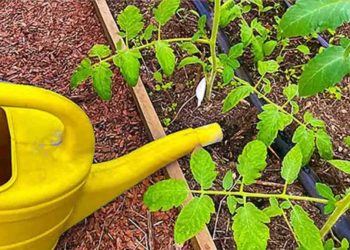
92 1 217 249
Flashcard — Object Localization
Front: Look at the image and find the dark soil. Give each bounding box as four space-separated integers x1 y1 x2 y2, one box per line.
0 1 181 249
108 0 350 249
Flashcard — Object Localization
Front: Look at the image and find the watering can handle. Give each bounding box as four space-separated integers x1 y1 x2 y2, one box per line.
0 82 94 155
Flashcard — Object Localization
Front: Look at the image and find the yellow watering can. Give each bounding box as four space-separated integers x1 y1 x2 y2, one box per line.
0 82 223 249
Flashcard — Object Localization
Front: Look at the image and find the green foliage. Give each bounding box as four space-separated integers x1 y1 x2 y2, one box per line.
223 170 234 190
257 60 279 76
290 205 323 250
192 15 207 41
220 1 240 28
179 42 200 55
279 0 350 37
233 202 270 250
328 160 350 174
257 104 293 146
227 196 237 214
154 0 180 26
292 126 315 166
281 145 303 184
174 195 215 244
296 45 310 55
344 136 350 147
222 85 253 112
263 198 283 218
283 84 298 101
298 46 350 96
155 41 176 76
144 179 189 211
315 129 333 160
316 183 337 214
178 56 206 70
70 58 92 88
92 61 113 100
117 5 144 40
113 50 141 86
190 148 217 189
89 44 112 58
237 140 267 185
142 24 157 41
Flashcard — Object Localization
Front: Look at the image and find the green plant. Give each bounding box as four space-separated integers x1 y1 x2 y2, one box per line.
144 146 350 249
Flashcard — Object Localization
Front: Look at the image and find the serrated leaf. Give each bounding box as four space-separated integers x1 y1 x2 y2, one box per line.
154 0 180 26
175 195 215 244
263 40 277 56
88 44 112 58
316 129 333 160
258 60 279 76
155 41 176 76
290 205 323 250
223 170 234 190
229 43 244 59
237 140 267 185
70 58 93 88
298 46 350 96
192 15 207 41
281 144 303 184
142 24 157 41
113 50 141 87
328 160 350 174
92 61 113 100
178 56 205 70
222 86 253 112
279 0 350 37
264 198 283 218
179 42 200 55
144 179 189 211
296 45 310 55
222 66 234 85
220 1 241 28
292 126 315 166
283 84 298 101
257 104 293 146
227 196 237 214
117 5 144 40
252 36 264 61
190 148 217 189
316 183 336 201
233 202 270 250
240 21 253 47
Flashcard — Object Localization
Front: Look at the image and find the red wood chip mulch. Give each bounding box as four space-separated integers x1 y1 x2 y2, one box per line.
0 1 183 249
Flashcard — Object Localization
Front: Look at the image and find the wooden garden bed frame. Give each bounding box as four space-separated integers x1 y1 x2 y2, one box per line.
92 0 217 249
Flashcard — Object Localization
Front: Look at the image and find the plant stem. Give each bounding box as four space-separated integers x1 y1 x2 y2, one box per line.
206 0 221 100
191 190 328 204
158 23 161 40
281 208 299 247
321 193 350 238
96 38 210 66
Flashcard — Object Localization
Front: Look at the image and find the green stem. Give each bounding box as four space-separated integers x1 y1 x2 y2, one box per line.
321 193 350 238
158 23 161 40
206 0 221 100
281 207 299 247
191 190 328 204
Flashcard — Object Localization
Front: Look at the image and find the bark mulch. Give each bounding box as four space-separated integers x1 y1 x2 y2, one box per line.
0 1 182 249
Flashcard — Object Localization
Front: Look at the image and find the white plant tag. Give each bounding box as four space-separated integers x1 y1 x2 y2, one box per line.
196 77 206 107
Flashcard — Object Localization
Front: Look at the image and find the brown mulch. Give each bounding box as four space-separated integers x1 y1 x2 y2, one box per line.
0 1 181 249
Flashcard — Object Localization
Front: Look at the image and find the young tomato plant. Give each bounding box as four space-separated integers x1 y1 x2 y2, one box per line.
144 146 350 249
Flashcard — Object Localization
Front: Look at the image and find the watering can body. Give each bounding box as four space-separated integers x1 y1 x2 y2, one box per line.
0 82 223 249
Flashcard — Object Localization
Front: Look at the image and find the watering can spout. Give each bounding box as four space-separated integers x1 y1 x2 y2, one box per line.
65 123 223 229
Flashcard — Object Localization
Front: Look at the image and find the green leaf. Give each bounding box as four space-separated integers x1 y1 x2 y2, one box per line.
281 145 303 184
223 170 234 190
279 0 350 37
240 21 253 47
88 44 112 58
316 183 336 201
250 0 264 12
113 50 141 87
263 40 277 56
174 195 215 244
298 46 350 96
155 41 176 76
227 196 237 214
92 61 113 100
316 129 333 160
251 36 265 61
292 126 315 166
70 58 93 88
192 15 207 41
237 140 267 185
178 56 205 70
283 84 298 101
344 136 350 147
229 43 244 59
258 60 279 76
142 24 157 41
144 179 189 211
296 45 310 55
263 198 283 218
323 239 334 250
222 86 253 112
220 1 241 28
257 104 293 146
328 160 350 174
290 205 323 250
117 5 144 40
233 202 270 250
222 66 234 85
154 0 180 26
190 148 217 189
179 42 200 55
